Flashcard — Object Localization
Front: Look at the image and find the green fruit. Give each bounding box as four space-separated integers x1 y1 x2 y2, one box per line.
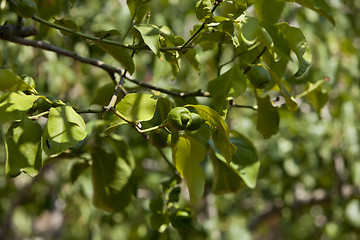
247 65 271 89
185 112 203 131
167 107 191 130
17 0 37 18
149 128 170 149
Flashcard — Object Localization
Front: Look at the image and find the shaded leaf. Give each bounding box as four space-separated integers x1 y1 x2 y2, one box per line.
95 42 135 74
5 118 42 177
208 64 247 116
0 91 41 124
90 82 124 106
256 95 279 139
91 147 134 213
105 93 159 134
54 18 81 35
186 104 237 163
172 135 206 203
254 0 285 23
43 105 87 157
70 160 90 183
195 0 212 22
127 0 150 23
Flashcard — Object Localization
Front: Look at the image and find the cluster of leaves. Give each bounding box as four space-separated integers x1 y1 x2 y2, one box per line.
1 0 350 238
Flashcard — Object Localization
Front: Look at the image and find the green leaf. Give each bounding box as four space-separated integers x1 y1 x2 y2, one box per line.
5 118 42 177
104 134 135 170
105 93 159 134
0 91 41 124
127 0 150 23
210 133 260 193
195 0 212 22
281 0 335 25
230 135 260 189
183 48 201 73
240 17 260 44
54 18 81 35
90 82 124 106
172 135 206 203
186 104 237 163
254 0 285 23
268 69 298 111
43 105 87 157
91 146 134 213
306 83 329 116
256 95 279 139
0 69 37 93
95 42 135 75
276 23 312 77
134 24 160 57
70 160 90 183
208 64 247 116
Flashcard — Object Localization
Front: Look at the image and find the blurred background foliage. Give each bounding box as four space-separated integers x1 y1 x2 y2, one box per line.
0 0 360 239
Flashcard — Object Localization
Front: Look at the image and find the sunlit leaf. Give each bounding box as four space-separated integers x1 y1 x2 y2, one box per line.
187 104 237 163
256 95 279 139
127 0 150 23
43 105 87 157
134 24 160 57
0 91 41 124
208 64 247 116
195 0 212 22
5 118 42 177
0 69 37 93
172 135 206 203
105 93 159 134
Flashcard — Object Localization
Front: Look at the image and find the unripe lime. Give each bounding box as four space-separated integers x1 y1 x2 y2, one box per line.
185 112 203 131
247 65 271 89
17 0 37 18
167 107 191 130
149 128 170 149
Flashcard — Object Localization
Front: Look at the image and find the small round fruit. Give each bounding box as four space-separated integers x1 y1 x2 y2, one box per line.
247 65 271 89
185 113 203 131
149 128 170 149
17 0 37 18
167 107 191 130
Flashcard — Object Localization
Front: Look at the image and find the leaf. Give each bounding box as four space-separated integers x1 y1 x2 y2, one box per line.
276 23 312 77
208 64 247 116
195 0 212 22
5 118 42 177
268 69 298 111
43 105 87 157
0 91 41 124
54 18 81 35
95 42 135 75
172 135 206 203
186 104 237 163
127 0 150 23
281 0 335 25
306 83 329 115
240 17 260 44
256 95 279 139
70 160 90 183
105 93 159 134
254 0 285 23
134 24 160 57
183 48 201 73
230 135 260 188
91 146 134 213
90 82 124 106
0 69 37 93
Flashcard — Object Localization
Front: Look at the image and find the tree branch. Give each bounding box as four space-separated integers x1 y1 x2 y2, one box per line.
0 27 210 98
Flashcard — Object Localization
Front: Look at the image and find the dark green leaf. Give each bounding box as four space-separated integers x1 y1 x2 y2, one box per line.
172 135 206 203
43 105 87 157
256 95 279 139
95 42 135 75
254 0 285 23
208 64 247 116
54 18 81 35
195 0 212 22
70 160 90 183
90 82 124 106
127 0 150 23
5 118 42 177
91 147 134 213
187 105 237 164
150 213 168 231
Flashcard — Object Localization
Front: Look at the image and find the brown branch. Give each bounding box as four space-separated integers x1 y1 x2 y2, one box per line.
0 26 210 98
